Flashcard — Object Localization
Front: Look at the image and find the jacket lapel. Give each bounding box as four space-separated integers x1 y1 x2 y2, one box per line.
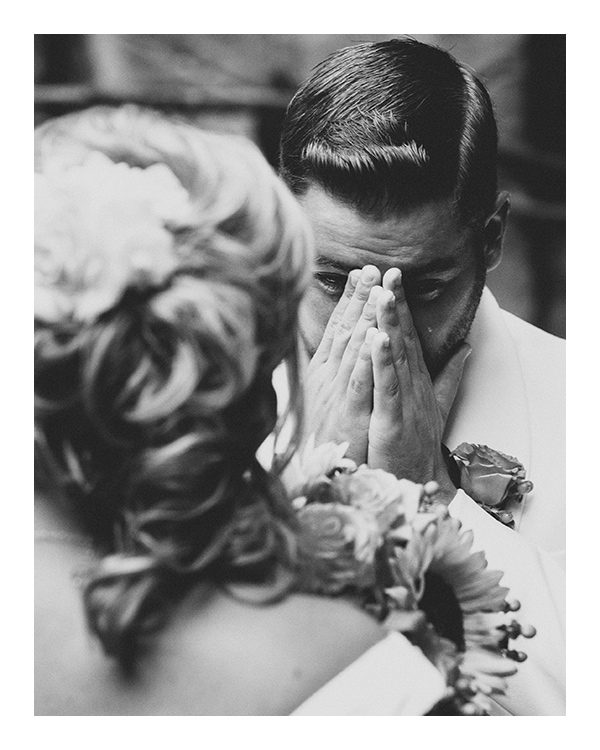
444 288 532 528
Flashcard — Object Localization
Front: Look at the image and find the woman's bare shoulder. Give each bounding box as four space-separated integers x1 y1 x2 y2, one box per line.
35 543 383 716
147 587 384 715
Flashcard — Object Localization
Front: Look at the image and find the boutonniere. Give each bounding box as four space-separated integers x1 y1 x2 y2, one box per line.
449 443 534 527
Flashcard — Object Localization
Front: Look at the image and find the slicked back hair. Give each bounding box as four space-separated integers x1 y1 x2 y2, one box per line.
280 38 498 225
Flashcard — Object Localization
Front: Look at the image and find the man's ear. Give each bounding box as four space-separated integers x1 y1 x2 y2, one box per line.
483 191 510 271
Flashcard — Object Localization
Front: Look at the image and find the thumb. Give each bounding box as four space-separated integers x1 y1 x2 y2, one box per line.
433 343 472 425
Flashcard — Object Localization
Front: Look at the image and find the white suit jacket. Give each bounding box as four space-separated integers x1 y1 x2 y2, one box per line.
264 288 565 715
446 288 565 715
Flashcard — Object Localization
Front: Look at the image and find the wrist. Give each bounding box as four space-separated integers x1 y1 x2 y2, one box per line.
431 475 456 506
431 450 457 506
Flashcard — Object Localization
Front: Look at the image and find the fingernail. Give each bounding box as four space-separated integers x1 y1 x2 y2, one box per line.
362 265 378 283
368 285 382 303
365 327 377 344
424 480 439 496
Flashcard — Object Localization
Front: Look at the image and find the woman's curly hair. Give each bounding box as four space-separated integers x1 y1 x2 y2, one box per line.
34 106 313 665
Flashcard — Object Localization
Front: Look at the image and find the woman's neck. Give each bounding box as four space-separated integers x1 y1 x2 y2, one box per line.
34 488 92 547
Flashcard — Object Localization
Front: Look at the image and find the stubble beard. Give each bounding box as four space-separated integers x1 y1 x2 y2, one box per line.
426 263 487 379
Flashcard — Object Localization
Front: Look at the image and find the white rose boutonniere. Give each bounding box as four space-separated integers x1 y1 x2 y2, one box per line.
450 443 534 526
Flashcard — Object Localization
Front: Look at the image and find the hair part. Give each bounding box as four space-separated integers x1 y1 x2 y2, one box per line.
280 37 498 225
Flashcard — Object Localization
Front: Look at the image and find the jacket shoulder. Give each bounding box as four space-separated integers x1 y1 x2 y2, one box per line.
501 310 564 369
501 310 565 401
501 309 564 353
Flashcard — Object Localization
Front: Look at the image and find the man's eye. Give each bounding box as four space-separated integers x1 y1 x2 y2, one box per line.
405 280 446 302
315 272 347 297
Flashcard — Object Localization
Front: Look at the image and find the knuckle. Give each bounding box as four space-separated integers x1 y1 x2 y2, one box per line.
374 375 400 400
395 347 408 366
362 301 376 320
376 339 393 363
327 313 342 333
348 376 365 396
336 317 354 337
354 283 371 302
332 329 352 351
405 326 417 344
386 378 400 398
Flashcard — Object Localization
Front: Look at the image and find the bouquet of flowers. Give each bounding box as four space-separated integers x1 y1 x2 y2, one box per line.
280 437 536 715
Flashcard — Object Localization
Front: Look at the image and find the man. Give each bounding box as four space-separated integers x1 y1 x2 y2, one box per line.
278 38 565 714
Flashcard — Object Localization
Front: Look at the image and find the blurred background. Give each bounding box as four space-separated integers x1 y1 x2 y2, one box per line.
34 34 565 338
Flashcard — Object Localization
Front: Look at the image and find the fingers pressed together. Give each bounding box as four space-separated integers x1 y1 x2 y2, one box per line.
319 263 430 424
306 260 469 493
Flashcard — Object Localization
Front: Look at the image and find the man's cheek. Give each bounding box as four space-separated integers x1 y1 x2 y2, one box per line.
299 291 331 355
411 308 450 371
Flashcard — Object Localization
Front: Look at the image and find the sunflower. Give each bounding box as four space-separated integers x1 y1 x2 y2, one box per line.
382 510 535 715
285 437 535 715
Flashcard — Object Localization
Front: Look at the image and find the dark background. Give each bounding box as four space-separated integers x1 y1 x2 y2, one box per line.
34 34 565 338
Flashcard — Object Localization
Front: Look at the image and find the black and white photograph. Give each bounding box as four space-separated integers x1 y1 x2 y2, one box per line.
32 32 566 719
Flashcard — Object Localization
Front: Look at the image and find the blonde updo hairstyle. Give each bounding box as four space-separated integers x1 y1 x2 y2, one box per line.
34 106 313 664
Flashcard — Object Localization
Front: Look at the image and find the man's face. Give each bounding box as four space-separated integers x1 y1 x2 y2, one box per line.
298 185 487 377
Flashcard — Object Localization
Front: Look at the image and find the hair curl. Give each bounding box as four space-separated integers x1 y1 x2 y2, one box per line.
35 106 313 665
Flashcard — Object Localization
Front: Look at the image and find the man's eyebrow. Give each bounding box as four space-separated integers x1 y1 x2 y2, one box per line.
402 256 459 275
314 256 355 273
314 254 460 275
